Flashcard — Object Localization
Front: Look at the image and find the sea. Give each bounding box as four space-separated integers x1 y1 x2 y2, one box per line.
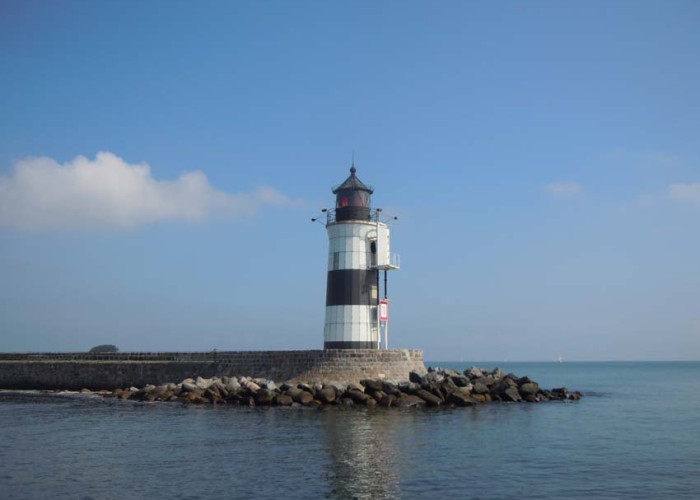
1 361 699 499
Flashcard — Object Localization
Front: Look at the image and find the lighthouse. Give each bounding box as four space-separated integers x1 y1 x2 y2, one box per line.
322 165 399 349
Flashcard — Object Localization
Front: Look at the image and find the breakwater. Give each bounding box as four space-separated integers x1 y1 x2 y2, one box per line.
0 349 426 390
79 365 583 407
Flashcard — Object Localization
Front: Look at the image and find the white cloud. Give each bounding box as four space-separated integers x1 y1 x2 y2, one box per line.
0 152 303 230
668 183 700 205
543 181 582 198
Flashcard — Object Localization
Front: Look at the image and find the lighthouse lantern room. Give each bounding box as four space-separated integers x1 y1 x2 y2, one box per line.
322 165 399 350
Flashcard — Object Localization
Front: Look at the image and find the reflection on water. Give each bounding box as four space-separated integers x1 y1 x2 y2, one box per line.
320 408 401 499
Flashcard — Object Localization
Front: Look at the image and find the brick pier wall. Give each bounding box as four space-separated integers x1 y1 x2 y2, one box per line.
0 350 427 390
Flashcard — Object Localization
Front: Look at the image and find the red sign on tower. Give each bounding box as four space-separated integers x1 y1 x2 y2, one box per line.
379 299 389 321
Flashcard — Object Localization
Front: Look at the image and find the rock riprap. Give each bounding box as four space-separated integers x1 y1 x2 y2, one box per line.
85 366 582 407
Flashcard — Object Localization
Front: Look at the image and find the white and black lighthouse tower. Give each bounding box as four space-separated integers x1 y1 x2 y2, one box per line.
322 165 399 349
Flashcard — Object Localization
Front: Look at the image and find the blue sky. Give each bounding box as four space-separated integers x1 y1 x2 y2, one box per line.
1 1 699 360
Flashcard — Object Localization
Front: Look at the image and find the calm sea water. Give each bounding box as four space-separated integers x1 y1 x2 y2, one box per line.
1 362 699 499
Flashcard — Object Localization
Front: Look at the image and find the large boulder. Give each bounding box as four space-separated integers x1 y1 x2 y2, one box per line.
424 371 445 385
365 389 386 402
185 392 206 404
420 382 443 400
550 387 569 400
205 388 223 404
519 382 540 397
465 366 483 379
446 391 475 407
450 375 472 388
398 382 420 395
243 380 261 393
502 386 522 402
409 371 424 384
473 376 496 387
568 391 583 401
296 391 314 405
196 377 214 390
360 379 384 392
181 381 198 393
491 378 517 396
275 394 293 406
298 383 315 394
382 381 402 396
153 385 172 400
254 389 275 405
316 387 337 404
394 395 427 408
212 381 228 396
416 389 442 407
225 379 241 394
549 387 582 401
438 377 459 399
472 382 490 395
346 389 370 404
286 388 306 403
130 388 149 402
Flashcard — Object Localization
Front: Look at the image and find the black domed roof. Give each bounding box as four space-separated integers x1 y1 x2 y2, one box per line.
332 165 374 194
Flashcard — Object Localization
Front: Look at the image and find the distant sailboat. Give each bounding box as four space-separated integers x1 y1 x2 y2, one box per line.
557 354 563 363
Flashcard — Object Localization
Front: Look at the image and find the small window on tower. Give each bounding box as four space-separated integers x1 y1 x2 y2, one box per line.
333 252 340 270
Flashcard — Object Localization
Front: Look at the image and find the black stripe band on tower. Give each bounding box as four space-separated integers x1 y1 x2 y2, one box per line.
324 341 377 349
326 269 378 306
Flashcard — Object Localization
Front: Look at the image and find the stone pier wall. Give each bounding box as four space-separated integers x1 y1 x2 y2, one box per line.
0 349 426 390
